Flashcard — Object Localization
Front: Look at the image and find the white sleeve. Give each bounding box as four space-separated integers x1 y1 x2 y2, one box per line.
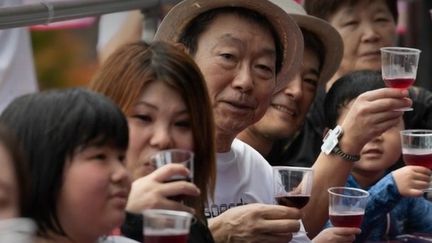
290 221 312 243
97 11 130 52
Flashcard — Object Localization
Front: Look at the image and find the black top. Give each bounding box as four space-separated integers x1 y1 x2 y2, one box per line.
267 86 432 168
121 212 215 243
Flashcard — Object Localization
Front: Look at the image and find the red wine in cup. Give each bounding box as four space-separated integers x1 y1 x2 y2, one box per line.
403 152 432 169
384 77 415 89
165 176 192 183
165 176 192 202
329 212 364 228
144 230 188 243
275 195 310 209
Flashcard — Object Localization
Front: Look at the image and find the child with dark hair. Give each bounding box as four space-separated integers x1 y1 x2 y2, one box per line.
324 70 432 241
0 88 137 243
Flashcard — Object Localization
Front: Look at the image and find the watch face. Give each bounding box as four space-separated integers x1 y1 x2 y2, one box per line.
321 126 343 155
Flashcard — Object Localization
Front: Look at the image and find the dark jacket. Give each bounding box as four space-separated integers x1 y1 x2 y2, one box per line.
267 86 432 167
121 212 215 243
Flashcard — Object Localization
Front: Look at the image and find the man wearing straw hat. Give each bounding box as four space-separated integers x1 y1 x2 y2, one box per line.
155 0 410 242
155 1 305 242
237 0 362 240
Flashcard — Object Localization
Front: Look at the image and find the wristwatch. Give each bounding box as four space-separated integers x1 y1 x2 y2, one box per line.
321 125 360 162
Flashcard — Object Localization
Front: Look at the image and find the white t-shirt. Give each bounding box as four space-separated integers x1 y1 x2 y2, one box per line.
206 139 310 242
0 218 36 243
0 1 38 113
206 138 273 218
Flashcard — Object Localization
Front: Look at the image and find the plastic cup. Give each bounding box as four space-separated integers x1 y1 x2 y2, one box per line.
273 166 313 209
151 149 195 202
328 187 369 228
380 47 421 89
380 47 421 111
143 209 193 243
150 149 194 182
400 129 432 191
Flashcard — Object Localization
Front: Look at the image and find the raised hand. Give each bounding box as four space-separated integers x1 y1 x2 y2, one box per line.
392 165 432 197
339 88 411 155
126 163 200 214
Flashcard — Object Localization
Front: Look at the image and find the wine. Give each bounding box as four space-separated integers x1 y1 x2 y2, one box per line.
165 177 192 202
165 177 192 183
143 233 188 243
275 195 310 209
403 151 432 169
329 212 364 227
384 77 415 89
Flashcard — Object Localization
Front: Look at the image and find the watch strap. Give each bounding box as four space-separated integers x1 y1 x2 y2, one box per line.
333 145 360 162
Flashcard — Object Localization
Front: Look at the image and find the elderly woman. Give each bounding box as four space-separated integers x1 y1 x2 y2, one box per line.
285 0 432 171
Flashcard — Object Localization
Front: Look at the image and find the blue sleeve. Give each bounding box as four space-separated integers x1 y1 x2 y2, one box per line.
357 173 402 241
406 197 432 233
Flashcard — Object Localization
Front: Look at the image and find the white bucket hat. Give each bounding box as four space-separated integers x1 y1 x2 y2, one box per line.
270 0 344 84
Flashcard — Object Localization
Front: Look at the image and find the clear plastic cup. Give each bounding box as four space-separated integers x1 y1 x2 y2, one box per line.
150 149 194 182
328 187 369 228
143 209 193 243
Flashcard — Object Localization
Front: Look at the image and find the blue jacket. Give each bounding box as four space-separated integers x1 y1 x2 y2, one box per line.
346 174 432 242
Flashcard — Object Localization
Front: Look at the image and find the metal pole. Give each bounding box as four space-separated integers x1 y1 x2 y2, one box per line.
0 0 161 29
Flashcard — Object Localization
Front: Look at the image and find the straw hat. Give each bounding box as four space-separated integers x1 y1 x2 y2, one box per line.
270 0 343 85
154 0 304 92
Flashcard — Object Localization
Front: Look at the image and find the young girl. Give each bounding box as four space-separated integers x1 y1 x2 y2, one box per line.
89 41 216 243
0 88 138 243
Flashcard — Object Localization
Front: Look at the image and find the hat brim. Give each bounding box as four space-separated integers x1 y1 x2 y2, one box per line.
154 0 303 92
290 14 343 85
